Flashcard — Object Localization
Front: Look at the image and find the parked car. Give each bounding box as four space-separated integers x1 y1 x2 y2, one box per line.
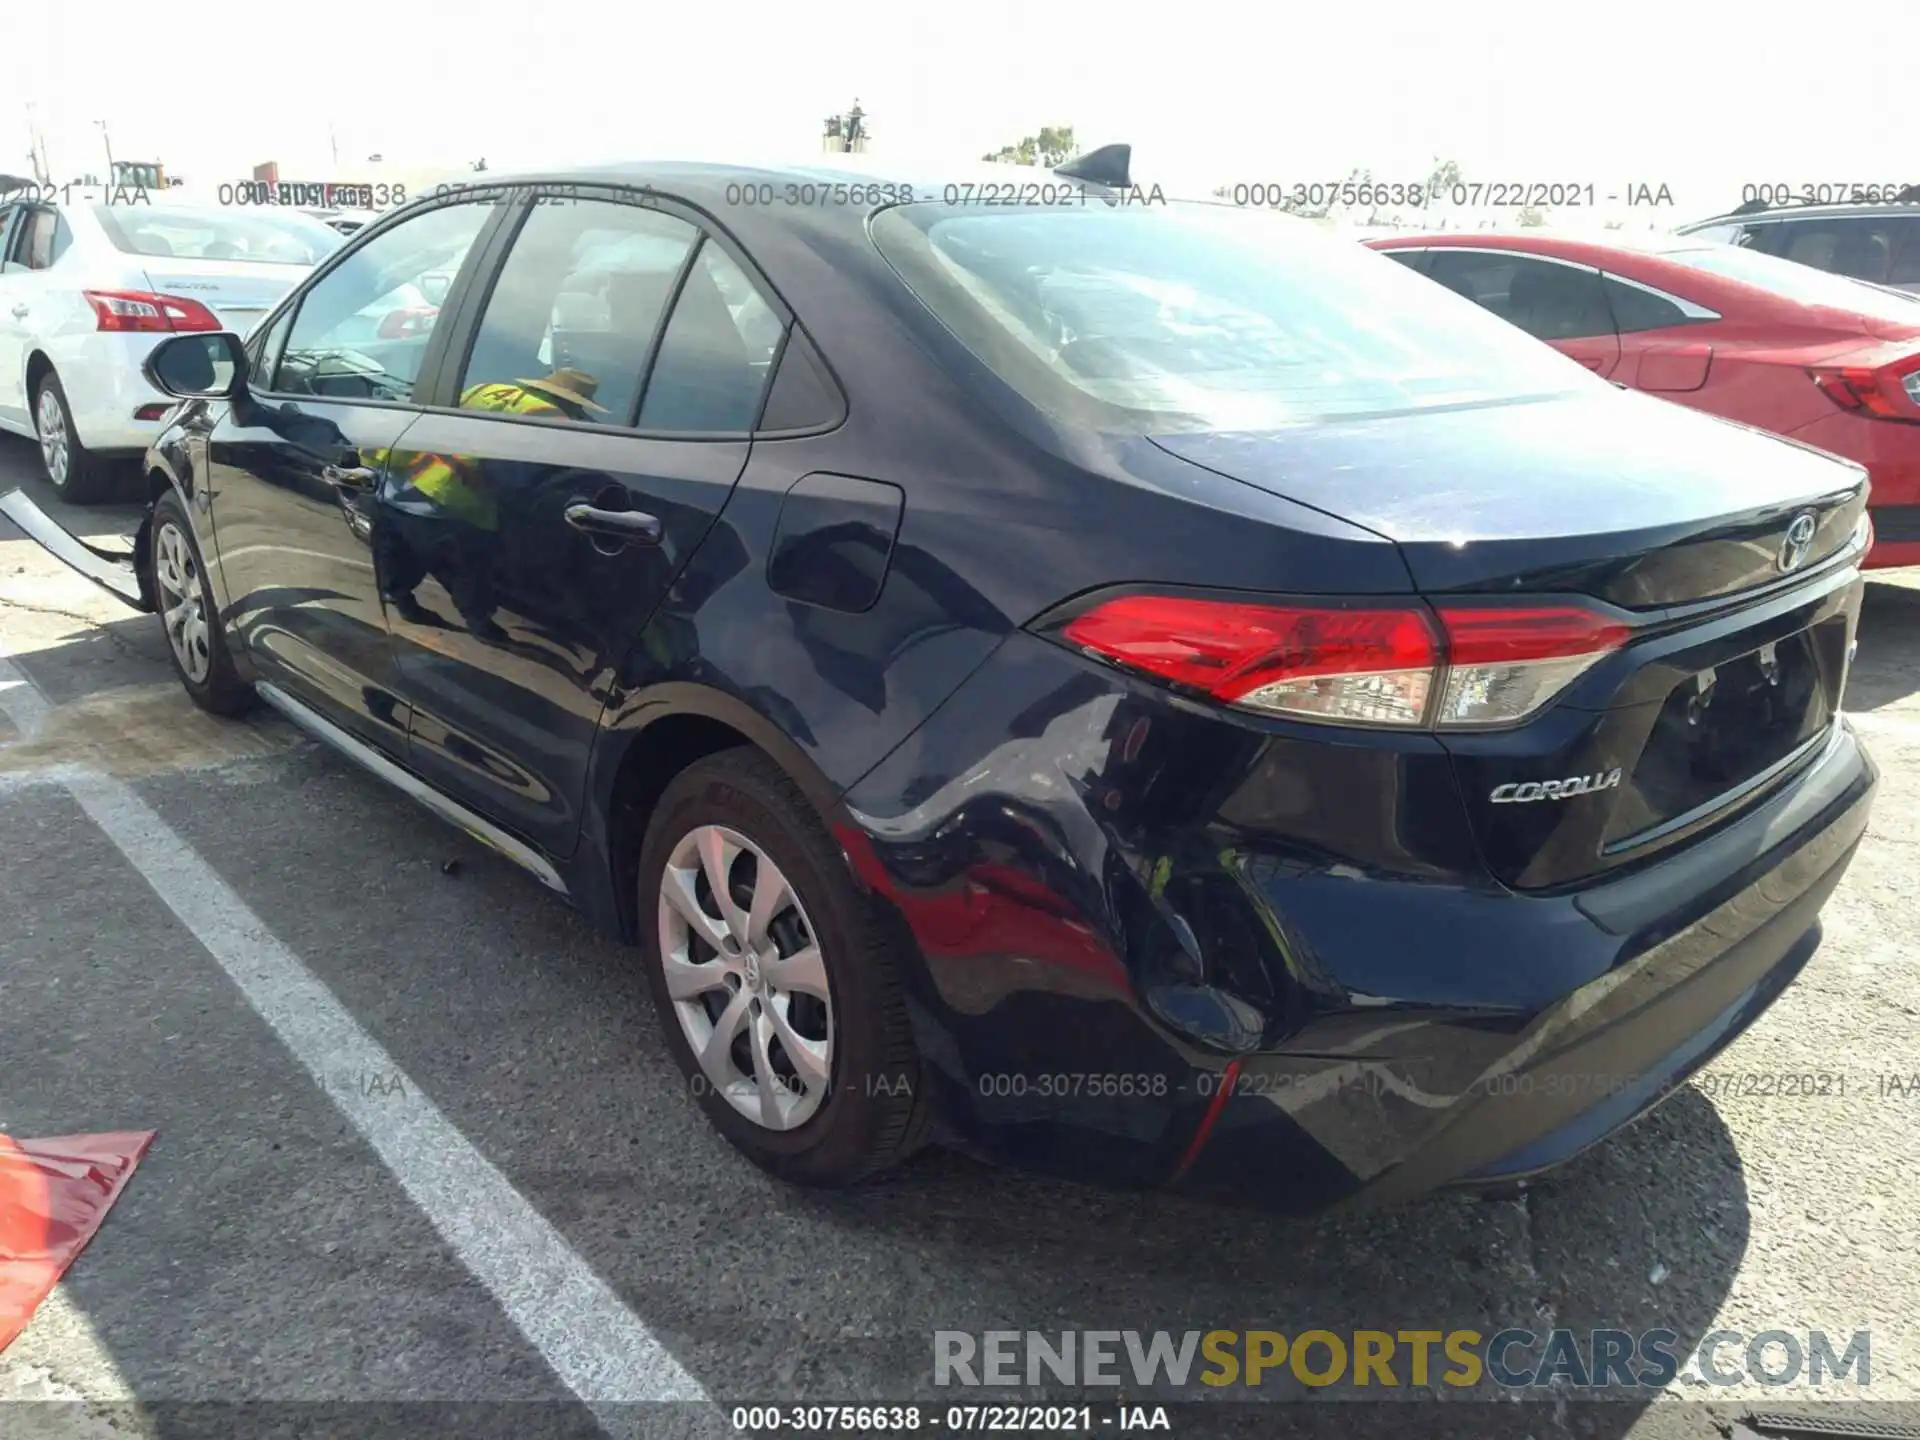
1368 231 1920 570
303 207 381 236
1674 197 1920 294
0 196 342 500
0 161 1877 1211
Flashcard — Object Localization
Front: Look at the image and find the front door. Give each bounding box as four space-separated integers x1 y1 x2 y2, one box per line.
204 197 501 753
382 188 785 853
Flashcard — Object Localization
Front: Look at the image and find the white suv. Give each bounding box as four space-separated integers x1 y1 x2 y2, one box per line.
0 191 343 501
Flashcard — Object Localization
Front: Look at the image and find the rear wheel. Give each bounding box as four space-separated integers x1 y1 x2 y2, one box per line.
151 489 253 716
34 372 116 504
637 747 931 1185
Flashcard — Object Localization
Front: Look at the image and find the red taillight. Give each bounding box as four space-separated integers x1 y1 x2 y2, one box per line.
83 290 222 334
1049 593 1629 729
1808 347 1920 423
1431 604 1630 728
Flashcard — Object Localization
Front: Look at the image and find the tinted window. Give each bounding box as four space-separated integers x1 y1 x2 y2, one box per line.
276 201 492 402
457 198 697 425
637 243 783 433
1380 248 1430 274
250 308 294 389
1426 251 1614 342
21 210 58 269
1600 275 1694 333
1682 223 1743 244
1660 243 1920 321
1883 217 1920 285
1739 216 1920 284
93 204 342 265
757 326 843 432
870 205 1602 432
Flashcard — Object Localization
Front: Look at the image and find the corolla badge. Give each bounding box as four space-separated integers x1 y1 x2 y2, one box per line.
1777 512 1818 574
1490 769 1622 804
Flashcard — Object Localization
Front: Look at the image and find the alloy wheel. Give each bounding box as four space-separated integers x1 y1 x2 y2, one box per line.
154 522 212 683
36 388 69 489
657 824 834 1130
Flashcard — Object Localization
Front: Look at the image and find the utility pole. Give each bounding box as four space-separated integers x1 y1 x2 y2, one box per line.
96 119 115 181
24 102 52 184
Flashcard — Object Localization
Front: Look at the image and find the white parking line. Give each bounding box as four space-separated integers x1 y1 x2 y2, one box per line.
0 656 709 1414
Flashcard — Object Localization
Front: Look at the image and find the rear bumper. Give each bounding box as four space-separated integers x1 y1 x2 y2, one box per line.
1184 720 1873 1209
841 631 1876 1211
45 332 174 453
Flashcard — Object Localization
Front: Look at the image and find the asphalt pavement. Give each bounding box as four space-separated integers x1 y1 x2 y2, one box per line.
1 433 1917 1439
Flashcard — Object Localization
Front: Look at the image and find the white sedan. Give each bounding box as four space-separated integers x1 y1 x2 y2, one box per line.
0 194 343 501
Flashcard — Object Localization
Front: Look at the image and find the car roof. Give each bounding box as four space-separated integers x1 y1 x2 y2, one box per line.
456 154 1192 232
1369 229 1708 264
1678 200 1920 230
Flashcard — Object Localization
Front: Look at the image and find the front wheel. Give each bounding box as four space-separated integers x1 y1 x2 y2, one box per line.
150 488 253 716
637 748 931 1186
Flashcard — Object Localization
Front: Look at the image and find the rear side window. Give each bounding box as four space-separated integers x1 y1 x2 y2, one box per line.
637 243 783 433
870 204 1601 433
1599 275 1695 333
1425 251 1614 342
91 204 342 265
1379 248 1431 275
1661 242 1920 322
1741 216 1920 285
456 197 699 425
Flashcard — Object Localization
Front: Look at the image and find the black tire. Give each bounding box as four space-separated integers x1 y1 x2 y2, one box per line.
150 488 254 717
34 371 117 504
637 747 932 1186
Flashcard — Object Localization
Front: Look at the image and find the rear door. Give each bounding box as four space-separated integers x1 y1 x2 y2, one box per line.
1596 271 1719 393
0 206 65 428
383 185 784 854
1426 248 1623 377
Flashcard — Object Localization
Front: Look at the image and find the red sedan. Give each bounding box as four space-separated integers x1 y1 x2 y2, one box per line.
1367 231 1920 569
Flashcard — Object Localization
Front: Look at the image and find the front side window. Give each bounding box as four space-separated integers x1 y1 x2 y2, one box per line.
456 197 698 425
92 204 342 266
1426 251 1614 343
275 201 493 402
871 204 1603 434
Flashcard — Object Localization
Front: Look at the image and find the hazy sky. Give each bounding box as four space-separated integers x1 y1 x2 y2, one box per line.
11 1 1915 222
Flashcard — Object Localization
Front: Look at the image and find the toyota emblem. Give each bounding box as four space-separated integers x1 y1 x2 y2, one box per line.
1778 512 1818 574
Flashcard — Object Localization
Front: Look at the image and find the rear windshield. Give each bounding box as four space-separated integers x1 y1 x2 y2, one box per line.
92 205 344 265
1660 243 1920 320
869 201 1605 432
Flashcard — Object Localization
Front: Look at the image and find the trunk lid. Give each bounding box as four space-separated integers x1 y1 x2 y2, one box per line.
1150 390 1867 610
140 257 309 338
1152 390 1869 889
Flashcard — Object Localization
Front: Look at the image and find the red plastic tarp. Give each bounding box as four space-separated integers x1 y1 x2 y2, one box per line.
0 1131 154 1352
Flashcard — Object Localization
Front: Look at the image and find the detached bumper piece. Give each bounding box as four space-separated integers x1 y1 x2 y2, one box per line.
0 1130 156 1352
0 488 150 612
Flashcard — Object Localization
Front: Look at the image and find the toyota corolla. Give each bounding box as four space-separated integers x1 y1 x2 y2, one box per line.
0 152 1877 1211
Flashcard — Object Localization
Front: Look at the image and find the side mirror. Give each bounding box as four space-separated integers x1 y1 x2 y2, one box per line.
143 331 248 400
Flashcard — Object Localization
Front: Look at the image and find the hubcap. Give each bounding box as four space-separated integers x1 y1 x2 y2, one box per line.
36 388 68 488
154 522 212 683
657 824 833 1131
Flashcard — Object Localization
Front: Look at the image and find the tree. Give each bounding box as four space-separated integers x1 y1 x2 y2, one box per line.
1426 157 1463 206
983 126 1078 168
1516 206 1547 228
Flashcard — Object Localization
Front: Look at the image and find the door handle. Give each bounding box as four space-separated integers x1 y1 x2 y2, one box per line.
9 305 27 319
321 464 377 491
564 501 662 546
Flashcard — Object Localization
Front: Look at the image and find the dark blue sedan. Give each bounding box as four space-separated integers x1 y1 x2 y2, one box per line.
1 150 1877 1210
